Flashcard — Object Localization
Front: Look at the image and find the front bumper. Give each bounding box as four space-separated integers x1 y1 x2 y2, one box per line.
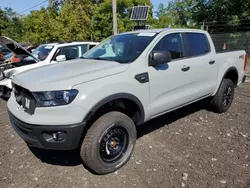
8 110 86 150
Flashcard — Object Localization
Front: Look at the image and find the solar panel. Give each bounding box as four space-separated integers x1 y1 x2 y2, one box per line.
130 6 150 21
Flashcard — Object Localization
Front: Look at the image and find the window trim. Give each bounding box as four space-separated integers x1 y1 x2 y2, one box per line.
61 44 85 61
51 47 62 62
182 32 211 58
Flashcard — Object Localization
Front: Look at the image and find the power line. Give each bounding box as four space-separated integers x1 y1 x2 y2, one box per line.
18 0 48 14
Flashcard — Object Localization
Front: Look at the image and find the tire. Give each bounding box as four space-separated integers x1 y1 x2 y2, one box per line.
80 111 137 174
210 78 235 113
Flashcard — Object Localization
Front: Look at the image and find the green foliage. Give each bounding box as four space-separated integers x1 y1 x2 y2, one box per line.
0 8 9 36
92 0 153 41
2 0 250 45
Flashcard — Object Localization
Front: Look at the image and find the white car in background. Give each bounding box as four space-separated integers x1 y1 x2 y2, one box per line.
0 36 99 100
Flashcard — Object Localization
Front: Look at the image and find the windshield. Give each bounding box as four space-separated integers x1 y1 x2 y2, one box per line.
28 44 54 61
82 33 157 63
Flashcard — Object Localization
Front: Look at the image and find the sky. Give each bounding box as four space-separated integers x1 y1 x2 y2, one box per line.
0 0 170 15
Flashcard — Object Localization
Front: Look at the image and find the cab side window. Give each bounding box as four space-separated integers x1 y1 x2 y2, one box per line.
153 33 184 60
80 44 88 56
184 33 210 57
61 46 80 60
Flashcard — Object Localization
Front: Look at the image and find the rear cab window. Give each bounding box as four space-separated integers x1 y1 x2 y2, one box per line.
183 33 210 57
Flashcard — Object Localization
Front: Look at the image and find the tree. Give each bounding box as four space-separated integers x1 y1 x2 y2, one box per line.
0 8 9 36
59 0 94 41
92 0 153 41
0 8 25 42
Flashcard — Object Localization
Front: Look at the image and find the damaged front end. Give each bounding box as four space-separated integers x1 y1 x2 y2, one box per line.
0 78 12 101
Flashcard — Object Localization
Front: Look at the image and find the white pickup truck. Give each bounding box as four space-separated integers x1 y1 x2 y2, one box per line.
0 36 99 99
7 28 247 174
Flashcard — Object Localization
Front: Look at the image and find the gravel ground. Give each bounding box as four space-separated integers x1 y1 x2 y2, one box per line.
0 82 250 188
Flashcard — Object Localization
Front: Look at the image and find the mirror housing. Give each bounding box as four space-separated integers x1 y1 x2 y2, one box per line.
56 55 66 62
149 51 172 66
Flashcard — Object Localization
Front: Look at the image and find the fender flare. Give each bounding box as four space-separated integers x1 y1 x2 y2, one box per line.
213 66 238 95
84 93 145 124
223 67 238 80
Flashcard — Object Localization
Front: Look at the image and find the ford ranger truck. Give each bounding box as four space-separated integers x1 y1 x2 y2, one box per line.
7 29 247 174
0 36 99 100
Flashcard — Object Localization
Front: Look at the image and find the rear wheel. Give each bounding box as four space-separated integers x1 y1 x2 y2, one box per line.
80 111 136 174
210 78 235 113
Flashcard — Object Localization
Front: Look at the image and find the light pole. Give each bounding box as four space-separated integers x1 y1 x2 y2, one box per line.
112 0 118 35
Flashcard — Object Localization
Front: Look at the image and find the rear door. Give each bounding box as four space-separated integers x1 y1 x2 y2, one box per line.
182 32 218 96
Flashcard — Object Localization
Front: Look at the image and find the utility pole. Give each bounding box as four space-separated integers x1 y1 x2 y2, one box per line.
112 0 118 35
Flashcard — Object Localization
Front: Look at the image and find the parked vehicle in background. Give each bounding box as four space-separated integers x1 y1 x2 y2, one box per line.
0 52 13 64
7 28 247 174
0 47 11 56
0 36 99 100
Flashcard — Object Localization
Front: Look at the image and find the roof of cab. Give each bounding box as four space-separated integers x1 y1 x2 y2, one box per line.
121 28 207 35
40 41 99 47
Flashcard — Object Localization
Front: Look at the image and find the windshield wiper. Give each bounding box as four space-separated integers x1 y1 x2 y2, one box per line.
82 57 108 61
92 57 107 60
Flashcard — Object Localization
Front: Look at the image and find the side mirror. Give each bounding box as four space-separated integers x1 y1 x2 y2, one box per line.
56 55 66 62
149 51 172 66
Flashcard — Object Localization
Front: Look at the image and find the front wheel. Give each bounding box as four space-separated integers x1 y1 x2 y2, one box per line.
210 78 235 113
80 111 137 174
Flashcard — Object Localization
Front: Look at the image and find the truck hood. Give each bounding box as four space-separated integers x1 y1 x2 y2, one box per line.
13 59 129 91
0 36 39 62
3 61 46 79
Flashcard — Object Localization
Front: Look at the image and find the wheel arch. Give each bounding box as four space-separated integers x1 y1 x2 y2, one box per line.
222 67 239 86
213 66 239 96
84 93 145 125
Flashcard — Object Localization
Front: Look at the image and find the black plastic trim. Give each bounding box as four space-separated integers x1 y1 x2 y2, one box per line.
242 75 247 83
209 60 216 65
84 93 145 125
8 110 86 150
135 72 149 83
222 67 239 85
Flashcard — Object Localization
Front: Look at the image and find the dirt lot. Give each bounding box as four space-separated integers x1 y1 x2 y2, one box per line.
1 83 250 188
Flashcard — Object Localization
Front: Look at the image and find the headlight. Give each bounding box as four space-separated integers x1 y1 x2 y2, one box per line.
32 89 78 107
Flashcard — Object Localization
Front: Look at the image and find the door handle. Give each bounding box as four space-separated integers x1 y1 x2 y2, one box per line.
181 66 190 72
209 60 215 65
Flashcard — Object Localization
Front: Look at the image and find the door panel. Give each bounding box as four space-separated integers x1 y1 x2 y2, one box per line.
183 33 218 94
148 32 217 117
148 33 193 116
149 59 194 116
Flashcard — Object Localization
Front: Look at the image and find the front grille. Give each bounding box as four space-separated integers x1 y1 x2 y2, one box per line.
12 83 36 115
13 83 34 99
